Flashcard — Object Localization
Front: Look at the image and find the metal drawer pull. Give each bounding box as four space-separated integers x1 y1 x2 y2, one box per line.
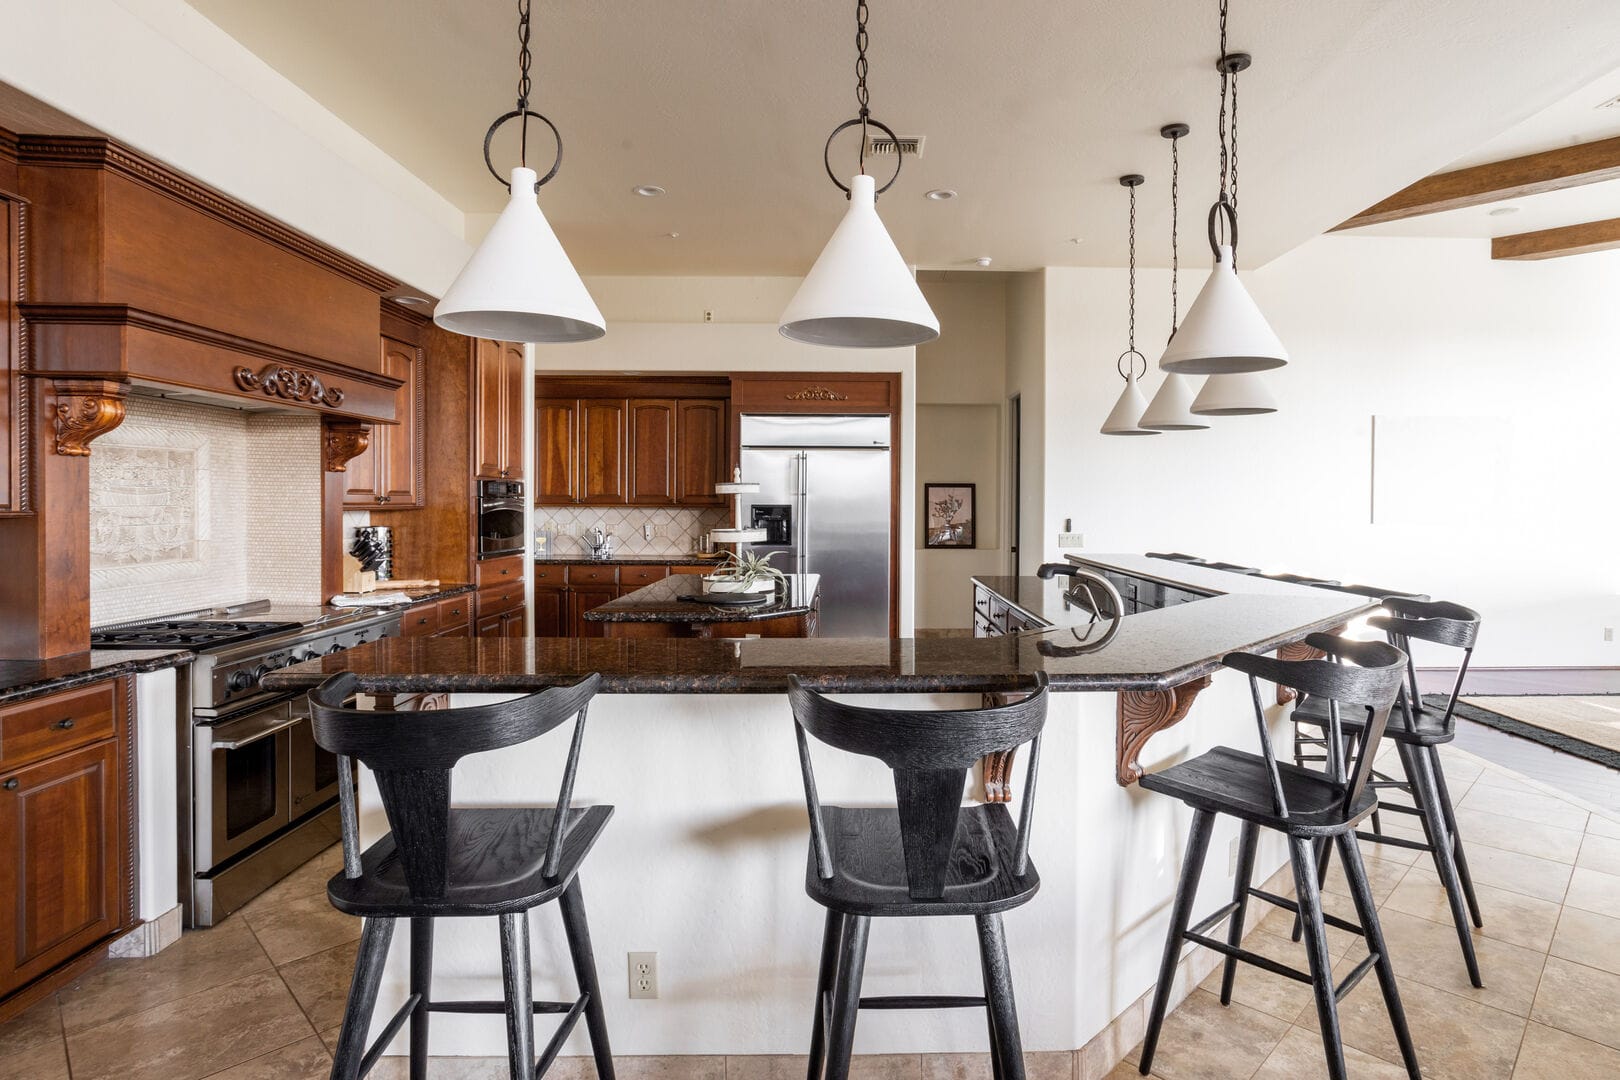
52 718 75 730
3 778 17 791
212 715 300 750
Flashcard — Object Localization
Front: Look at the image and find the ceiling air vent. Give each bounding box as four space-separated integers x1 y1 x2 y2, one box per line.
864 134 925 157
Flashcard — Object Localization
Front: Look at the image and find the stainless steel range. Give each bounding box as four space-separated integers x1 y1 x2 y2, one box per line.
92 600 402 925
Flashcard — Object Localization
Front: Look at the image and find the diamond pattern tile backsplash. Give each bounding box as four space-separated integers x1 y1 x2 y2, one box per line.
90 396 323 624
538 506 730 559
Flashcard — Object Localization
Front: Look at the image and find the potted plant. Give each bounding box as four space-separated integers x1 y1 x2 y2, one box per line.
703 549 787 594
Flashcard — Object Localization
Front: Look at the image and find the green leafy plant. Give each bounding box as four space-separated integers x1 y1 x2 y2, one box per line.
709 548 787 590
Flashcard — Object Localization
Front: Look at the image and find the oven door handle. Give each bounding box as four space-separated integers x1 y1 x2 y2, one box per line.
210 713 300 751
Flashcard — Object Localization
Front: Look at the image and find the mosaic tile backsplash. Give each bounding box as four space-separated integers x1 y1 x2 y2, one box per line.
537 505 729 558
90 396 323 624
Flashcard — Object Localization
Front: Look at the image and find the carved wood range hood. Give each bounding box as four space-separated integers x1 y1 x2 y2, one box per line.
16 136 403 454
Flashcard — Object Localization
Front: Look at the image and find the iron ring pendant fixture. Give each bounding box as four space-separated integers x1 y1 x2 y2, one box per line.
779 0 939 349
434 0 605 344
1159 0 1287 376
1140 122 1211 431
1101 174 1160 436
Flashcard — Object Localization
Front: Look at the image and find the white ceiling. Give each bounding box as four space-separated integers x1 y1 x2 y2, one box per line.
185 0 1620 275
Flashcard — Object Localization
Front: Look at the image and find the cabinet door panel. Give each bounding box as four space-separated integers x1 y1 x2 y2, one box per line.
535 399 578 504
568 585 618 637
0 739 121 995
578 400 627 504
474 338 505 479
534 587 565 637
676 399 728 506
499 606 528 637
475 613 504 636
341 423 381 506
501 342 525 479
378 335 422 507
628 399 676 505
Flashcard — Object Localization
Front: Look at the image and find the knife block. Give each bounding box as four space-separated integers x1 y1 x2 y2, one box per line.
342 553 377 595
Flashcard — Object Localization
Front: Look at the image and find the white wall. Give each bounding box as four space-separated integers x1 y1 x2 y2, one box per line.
1006 272 1048 578
1040 235 1620 667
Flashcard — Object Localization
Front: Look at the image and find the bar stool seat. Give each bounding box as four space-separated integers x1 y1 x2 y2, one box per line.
1142 746 1378 834
329 805 614 918
1295 693 1451 743
807 803 1039 917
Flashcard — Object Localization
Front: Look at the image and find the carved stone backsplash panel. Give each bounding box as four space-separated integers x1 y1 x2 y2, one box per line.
90 440 207 567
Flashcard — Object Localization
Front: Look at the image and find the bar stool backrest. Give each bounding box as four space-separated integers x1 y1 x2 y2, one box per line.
1369 597 1481 736
1223 635 1406 821
308 672 603 903
787 674 1050 901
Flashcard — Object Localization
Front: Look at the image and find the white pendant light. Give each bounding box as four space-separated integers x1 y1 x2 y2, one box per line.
779 1 938 349
1142 123 1210 432
433 1 604 345
1190 371 1277 415
1101 174 1159 437
1159 13 1285 375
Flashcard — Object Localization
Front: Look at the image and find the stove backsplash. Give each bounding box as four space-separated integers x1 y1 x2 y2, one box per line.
538 506 729 559
90 396 323 625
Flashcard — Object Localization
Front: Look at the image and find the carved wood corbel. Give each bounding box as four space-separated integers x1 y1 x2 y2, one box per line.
323 419 371 473
1116 674 1213 786
51 377 128 456
1275 624 1349 704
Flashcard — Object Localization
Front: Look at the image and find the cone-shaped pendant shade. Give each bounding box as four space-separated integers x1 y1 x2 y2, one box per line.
435 167 605 344
1139 372 1210 431
780 174 939 348
1160 244 1285 374
1190 371 1277 415
1100 371 1161 435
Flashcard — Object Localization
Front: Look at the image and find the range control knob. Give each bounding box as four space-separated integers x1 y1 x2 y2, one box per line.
251 664 271 682
326 642 346 655
227 670 253 692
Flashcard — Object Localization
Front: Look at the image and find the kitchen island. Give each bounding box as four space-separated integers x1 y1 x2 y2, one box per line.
582 573 821 638
262 555 1372 1063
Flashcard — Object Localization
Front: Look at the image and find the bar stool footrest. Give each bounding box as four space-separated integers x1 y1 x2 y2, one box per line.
1248 888 1366 937
1354 830 1429 853
427 999 581 1015
1182 932 1314 985
356 992 422 1079
858 994 989 1010
1333 952 1381 1003
536 993 589 1078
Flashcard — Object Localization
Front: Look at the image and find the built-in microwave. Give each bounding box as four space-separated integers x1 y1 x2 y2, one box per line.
478 478 526 558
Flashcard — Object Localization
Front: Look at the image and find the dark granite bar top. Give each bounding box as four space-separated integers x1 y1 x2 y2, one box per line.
0 649 195 707
262 553 1372 695
583 574 819 624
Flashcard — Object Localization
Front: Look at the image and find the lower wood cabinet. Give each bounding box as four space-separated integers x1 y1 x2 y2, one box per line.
567 585 617 638
0 678 131 1004
475 606 527 637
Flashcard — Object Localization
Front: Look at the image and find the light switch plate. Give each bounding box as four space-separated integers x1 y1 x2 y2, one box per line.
1057 532 1084 548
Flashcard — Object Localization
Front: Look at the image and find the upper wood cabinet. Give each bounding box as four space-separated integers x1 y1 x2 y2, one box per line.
628 399 677 505
474 339 525 481
578 399 627 504
534 398 577 503
344 334 422 508
0 189 23 517
676 399 728 507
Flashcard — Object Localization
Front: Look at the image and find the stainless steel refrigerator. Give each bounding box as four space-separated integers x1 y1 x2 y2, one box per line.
738 414 891 637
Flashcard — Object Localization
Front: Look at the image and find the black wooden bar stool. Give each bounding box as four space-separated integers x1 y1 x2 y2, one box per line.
1291 599 1486 987
787 674 1050 1080
1137 635 1419 1080
309 672 616 1080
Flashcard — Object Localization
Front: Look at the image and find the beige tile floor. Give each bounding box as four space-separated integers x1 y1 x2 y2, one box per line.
1 745 1616 1080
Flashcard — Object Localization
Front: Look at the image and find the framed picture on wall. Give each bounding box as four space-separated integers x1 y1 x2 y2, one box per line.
924 483 976 548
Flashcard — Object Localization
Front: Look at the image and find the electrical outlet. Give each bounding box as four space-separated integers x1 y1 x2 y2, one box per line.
1057 532 1084 549
643 523 654 540
703 309 714 323
1228 837 1239 876
1606 627 1614 643
628 952 658 999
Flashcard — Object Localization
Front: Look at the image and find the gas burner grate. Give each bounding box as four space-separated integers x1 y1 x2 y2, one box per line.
91 620 304 650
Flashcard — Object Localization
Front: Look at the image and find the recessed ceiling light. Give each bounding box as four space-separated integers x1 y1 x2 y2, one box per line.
974 256 993 267
1487 206 1521 217
662 231 681 239
924 189 957 201
1067 237 1084 245
632 184 666 197
391 295 431 306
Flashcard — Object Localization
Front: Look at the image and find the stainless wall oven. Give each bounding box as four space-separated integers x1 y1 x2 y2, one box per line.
478 478 526 558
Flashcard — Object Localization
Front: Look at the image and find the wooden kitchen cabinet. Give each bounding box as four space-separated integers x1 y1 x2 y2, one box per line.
568 584 618 637
534 398 578 503
628 399 677 504
578 399 627 504
474 338 526 481
344 334 423 508
534 387 729 509
675 399 727 506
533 584 565 637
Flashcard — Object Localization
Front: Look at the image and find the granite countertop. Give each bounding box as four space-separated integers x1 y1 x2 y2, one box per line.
533 555 724 566
398 583 476 605
262 554 1373 695
0 649 196 707
583 574 819 624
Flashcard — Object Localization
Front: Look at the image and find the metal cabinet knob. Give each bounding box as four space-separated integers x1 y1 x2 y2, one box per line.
52 718 74 730
3 778 17 791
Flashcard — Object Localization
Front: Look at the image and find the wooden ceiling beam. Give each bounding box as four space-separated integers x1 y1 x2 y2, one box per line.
1492 217 1620 260
1335 135 1620 230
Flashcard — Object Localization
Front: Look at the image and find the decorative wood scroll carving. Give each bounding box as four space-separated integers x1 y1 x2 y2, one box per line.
784 385 849 402
1116 674 1213 787
51 377 128 456
235 364 345 407
323 420 371 473
1275 624 1349 704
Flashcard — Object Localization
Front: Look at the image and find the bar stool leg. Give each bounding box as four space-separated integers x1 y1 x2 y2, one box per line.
976 925 1004 1080
558 878 617 1080
1426 746 1483 928
1220 821 1259 1005
409 917 434 1080
1289 837 1348 1080
1139 809 1215 1076
331 917 395 1080
807 909 843 1080
823 915 870 1080
1402 745 1483 987
977 914 1026 1080
499 913 536 1080
1334 833 1421 1079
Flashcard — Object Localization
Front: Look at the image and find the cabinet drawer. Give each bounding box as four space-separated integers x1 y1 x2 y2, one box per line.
477 583 524 618
435 595 471 629
532 564 564 586
401 605 439 637
669 564 714 576
475 556 525 588
566 564 619 585
0 681 118 771
618 565 669 587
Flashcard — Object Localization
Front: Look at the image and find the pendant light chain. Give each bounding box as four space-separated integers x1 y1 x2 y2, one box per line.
855 0 871 174
1127 180 1137 355
516 0 534 167
1170 132 1180 332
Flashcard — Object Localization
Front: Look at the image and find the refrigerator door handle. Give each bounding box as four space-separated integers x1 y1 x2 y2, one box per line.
798 451 809 572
